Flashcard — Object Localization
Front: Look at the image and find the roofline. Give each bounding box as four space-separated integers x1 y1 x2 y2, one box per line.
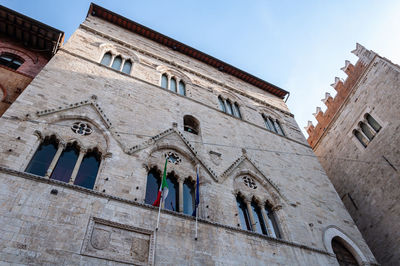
87 3 289 99
0 5 64 42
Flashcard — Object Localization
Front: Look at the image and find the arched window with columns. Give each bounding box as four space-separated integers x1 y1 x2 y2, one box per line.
50 142 80 183
145 168 161 205
74 148 102 189
183 179 195 215
164 172 179 211
25 135 58 176
264 203 281 238
251 200 268 235
236 195 251 231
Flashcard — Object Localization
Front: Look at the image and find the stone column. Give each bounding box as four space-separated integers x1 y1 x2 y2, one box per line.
69 149 86 184
178 178 184 213
261 203 273 236
45 141 66 178
245 198 256 231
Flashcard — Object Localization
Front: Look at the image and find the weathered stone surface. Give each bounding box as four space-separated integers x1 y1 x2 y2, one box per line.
0 4 377 266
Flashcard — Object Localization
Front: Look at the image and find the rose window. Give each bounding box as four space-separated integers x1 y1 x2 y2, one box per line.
71 122 93 136
243 176 257 189
165 151 181 165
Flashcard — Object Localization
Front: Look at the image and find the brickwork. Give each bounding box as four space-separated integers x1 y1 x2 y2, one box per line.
306 44 400 265
0 5 378 265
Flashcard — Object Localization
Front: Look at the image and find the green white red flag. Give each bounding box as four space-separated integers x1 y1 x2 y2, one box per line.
152 158 169 207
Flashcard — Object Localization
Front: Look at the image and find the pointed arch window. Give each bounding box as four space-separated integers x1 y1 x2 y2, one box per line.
275 120 285 136
122 60 132 74
74 149 101 189
100 52 112 66
218 96 226 112
0 53 24 70
263 115 284 136
251 200 268 235
161 74 168 89
183 179 195 215
50 142 80 183
236 195 251 231
332 237 359 266
233 102 242 119
353 129 368 148
265 204 281 238
165 173 179 211
111 55 122 70
145 168 161 205
170 78 177 93
225 100 233 115
25 136 58 176
178 81 186 96
360 122 374 141
365 113 381 133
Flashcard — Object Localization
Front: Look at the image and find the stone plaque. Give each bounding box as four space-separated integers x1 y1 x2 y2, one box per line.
81 217 154 265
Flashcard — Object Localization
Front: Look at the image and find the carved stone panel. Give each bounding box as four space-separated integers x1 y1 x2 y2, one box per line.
81 217 154 265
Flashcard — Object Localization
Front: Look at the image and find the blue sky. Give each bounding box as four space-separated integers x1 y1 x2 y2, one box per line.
3 0 400 136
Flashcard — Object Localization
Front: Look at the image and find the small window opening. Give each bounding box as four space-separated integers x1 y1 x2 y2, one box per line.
0 53 24 70
121 60 132 74
161 74 168 89
365 113 381 133
170 78 177 93
100 52 112 66
111 55 122 70
178 81 186 96
184 115 200 135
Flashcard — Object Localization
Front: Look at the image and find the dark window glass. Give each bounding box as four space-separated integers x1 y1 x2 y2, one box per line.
332 238 358 266
0 53 23 70
263 116 271 130
145 169 161 205
161 74 168 89
178 81 186 96
183 115 200 135
365 114 381 133
265 205 281 238
74 150 101 189
183 179 195 215
25 137 58 176
121 60 132 74
100 52 112 66
218 96 226 112
233 103 242 119
236 196 251 231
275 120 285 136
50 143 79 183
170 78 177 92
269 118 277 133
226 100 233 115
164 173 179 211
111 55 122 70
354 130 368 148
360 122 374 141
251 201 267 235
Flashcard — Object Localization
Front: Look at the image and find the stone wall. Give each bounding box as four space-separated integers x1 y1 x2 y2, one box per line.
310 51 400 265
0 11 378 265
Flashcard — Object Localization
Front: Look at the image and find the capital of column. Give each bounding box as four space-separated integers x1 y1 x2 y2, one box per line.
58 141 67 149
271 205 283 212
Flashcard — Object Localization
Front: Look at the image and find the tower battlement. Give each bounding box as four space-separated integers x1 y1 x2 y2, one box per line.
305 43 376 148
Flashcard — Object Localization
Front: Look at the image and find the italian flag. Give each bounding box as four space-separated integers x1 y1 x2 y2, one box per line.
152 158 169 207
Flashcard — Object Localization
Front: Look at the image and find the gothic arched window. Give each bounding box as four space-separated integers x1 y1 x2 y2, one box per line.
0 53 24 70
233 102 242 119
183 115 200 135
353 129 368 148
225 99 233 115
218 96 226 112
111 55 122 70
25 136 58 176
50 142 80 183
178 81 186 96
236 195 251 231
164 173 179 211
170 78 177 93
262 115 285 136
265 204 281 238
275 120 285 136
360 122 374 141
100 52 112 66
251 200 268 235
145 168 161 205
74 149 102 189
122 60 132 74
365 113 381 133
183 179 195 215
161 74 168 89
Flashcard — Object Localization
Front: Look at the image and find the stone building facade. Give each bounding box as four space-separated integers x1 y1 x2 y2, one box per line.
0 5 64 117
0 3 378 265
305 45 400 265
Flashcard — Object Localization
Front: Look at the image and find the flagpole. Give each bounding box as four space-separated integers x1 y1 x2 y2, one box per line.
195 165 199 240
